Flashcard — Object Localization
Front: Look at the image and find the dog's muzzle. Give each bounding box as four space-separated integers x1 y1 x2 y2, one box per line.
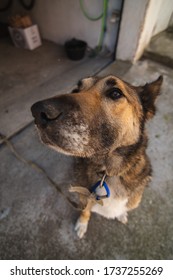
30 95 93 157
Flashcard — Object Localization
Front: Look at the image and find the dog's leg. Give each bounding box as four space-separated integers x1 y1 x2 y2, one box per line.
75 209 91 238
117 190 144 225
127 190 143 210
69 188 91 238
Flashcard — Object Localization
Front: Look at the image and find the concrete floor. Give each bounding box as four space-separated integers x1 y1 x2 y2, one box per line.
0 40 173 259
0 37 111 141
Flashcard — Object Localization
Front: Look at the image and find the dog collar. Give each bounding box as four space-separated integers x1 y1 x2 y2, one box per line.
91 174 110 200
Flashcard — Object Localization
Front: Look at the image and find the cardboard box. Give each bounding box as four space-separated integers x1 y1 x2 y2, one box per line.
8 24 42 50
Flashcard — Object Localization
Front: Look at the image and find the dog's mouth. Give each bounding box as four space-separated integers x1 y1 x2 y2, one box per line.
37 122 92 157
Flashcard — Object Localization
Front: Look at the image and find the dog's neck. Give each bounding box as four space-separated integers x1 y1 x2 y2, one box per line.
87 151 125 177
75 151 125 187
76 133 147 186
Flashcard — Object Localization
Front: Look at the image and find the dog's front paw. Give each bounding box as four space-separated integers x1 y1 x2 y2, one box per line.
117 212 128 224
75 219 88 239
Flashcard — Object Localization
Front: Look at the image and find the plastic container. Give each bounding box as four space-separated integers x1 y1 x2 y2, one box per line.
65 38 87 60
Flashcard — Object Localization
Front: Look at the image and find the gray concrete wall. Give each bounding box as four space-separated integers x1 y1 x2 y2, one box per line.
0 0 122 52
169 12 173 27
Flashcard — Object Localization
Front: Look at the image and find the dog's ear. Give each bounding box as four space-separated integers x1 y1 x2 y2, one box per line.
136 75 163 119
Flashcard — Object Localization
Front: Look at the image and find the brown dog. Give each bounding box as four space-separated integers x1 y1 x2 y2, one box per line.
31 74 163 238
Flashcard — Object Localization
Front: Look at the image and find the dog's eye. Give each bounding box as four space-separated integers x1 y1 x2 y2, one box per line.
108 88 123 100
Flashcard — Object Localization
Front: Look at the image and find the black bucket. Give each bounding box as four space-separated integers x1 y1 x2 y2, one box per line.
65 38 87 60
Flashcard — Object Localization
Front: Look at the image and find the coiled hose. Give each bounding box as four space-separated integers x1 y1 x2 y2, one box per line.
79 0 108 53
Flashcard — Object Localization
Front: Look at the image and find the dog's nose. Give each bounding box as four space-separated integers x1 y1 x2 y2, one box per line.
31 101 62 126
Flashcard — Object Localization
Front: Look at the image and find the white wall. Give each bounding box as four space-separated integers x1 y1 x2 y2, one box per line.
116 0 149 61
135 0 173 60
0 0 122 53
116 0 173 62
31 0 122 52
3 0 171 62
134 0 163 61
152 0 173 36
30 0 102 48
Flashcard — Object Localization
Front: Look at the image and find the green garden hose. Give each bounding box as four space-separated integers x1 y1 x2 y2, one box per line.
79 0 103 21
79 0 108 54
97 0 108 52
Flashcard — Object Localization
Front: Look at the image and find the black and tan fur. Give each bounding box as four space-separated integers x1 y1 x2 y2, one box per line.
31 74 163 238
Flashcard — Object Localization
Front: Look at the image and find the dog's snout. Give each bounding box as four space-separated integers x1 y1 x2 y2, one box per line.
31 101 62 126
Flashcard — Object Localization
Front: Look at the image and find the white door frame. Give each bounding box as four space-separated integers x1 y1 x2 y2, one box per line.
116 0 173 62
